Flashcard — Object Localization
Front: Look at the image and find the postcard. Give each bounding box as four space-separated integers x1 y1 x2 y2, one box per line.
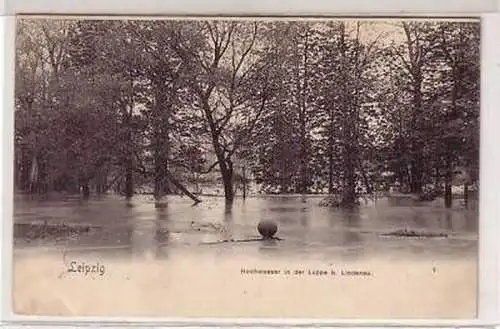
11 16 480 319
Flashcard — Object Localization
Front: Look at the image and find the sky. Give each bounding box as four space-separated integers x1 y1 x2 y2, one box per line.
17 16 479 46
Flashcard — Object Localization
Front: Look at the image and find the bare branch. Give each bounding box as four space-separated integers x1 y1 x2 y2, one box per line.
231 22 258 87
220 23 235 58
391 45 413 76
226 89 269 159
206 22 220 54
199 160 219 174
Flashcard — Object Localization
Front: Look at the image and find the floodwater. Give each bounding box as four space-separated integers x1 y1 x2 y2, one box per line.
13 194 478 259
12 194 479 318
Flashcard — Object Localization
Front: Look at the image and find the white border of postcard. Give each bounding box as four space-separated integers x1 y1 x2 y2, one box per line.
1 0 500 326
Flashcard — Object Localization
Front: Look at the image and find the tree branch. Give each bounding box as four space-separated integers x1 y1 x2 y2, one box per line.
199 160 220 174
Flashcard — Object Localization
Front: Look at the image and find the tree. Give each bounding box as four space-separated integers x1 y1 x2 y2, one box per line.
15 19 74 193
434 22 480 207
61 20 149 198
168 21 272 203
313 22 383 206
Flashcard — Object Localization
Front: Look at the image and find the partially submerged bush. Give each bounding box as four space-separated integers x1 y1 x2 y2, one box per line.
418 185 440 201
318 194 360 208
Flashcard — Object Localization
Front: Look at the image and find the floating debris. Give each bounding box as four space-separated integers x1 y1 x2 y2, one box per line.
14 222 98 242
381 228 448 238
201 236 283 245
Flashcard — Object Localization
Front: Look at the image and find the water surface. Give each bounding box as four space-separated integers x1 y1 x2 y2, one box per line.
13 194 478 262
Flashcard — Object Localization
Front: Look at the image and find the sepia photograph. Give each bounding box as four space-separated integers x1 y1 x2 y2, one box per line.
12 16 480 319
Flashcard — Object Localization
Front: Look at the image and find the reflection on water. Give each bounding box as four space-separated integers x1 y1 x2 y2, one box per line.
258 238 280 256
13 194 478 260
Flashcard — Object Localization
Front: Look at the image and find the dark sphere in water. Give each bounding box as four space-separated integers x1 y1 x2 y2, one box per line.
258 220 278 238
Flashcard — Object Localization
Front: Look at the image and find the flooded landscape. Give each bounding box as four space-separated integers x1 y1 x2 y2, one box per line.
13 194 478 259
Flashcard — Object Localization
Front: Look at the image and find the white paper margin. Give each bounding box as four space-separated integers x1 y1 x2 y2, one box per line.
1 5 499 329
1 0 498 16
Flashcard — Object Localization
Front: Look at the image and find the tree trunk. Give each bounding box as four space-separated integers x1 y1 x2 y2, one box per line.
403 22 425 195
328 154 334 194
434 166 440 190
328 107 335 194
154 152 166 201
102 173 107 194
339 23 357 208
410 83 423 195
463 182 469 209
95 169 106 195
165 171 201 204
296 28 310 194
342 172 357 206
20 149 31 192
242 166 247 200
152 87 170 201
212 135 234 203
82 183 90 199
125 157 133 199
220 160 234 203
298 120 308 194
358 159 372 195
396 165 405 192
444 156 453 208
78 174 90 198
410 158 423 193
28 154 39 194
444 183 452 208
223 174 234 203
342 144 357 207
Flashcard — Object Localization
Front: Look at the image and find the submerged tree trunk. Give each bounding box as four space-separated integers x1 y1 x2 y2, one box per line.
434 166 440 189
28 155 38 194
152 86 171 202
219 159 234 204
410 75 424 194
125 156 134 199
410 158 423 193
444 183 452 208
339 24 358 208
210 141 235 203
82 183 90 198
358 159 372 195
401 22 426 194
95 168 107 195
409 95 424 194
463 182 469 208
154 151 167 201
19 148 30 192
78 174 90 198
298 116 308 194
328 157 334 194
242 166 247 200
342 151 357 207
124 72 136 200
341 112 357 207
444 156 453 208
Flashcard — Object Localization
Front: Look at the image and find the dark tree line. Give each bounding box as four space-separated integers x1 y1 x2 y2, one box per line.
14 19 480 207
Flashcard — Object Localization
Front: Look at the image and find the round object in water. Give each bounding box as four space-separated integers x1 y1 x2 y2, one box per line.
257 220 278 239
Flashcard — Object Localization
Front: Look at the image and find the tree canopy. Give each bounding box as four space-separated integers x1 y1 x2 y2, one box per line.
14 18 480 207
